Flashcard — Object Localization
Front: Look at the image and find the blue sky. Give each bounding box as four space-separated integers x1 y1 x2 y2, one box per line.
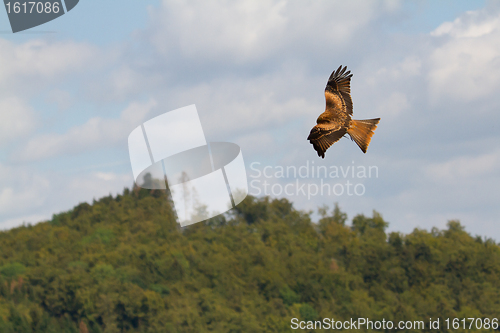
1 0 499 241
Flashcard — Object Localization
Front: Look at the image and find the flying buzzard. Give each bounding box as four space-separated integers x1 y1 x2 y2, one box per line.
307 65 380 158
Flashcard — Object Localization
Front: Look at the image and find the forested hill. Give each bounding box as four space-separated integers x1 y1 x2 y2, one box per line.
0 187 499 332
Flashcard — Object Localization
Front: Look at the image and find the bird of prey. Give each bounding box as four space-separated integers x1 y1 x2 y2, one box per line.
307 65 380 158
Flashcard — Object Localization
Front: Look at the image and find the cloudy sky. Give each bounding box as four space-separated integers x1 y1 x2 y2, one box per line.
1 0 500 240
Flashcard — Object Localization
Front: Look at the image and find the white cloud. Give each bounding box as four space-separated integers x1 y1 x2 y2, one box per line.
375 92 410 117
425 150 500 183
0 214 51 230
0 163 50 216
147 0 401 64
185 82 313 138
0 167 133 229
15 99 157 161
369 57 422 83
85 63 165 103
431 10 499 38
46 89 74 111
0 97 36 144
428 8 500 101
0 39 98 93
96 172 119 181
67 171 132 201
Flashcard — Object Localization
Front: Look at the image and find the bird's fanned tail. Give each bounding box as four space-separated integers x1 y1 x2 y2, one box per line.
346 118 380 153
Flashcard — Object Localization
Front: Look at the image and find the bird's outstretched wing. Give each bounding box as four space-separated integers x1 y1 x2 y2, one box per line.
308 65 356 158
307 125 347 158
325 65 353 115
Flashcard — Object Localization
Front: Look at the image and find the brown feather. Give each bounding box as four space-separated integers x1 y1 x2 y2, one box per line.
346 118 380 153
325 65 353 115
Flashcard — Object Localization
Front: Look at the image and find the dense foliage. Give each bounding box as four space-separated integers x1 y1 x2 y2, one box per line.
0 187 499 332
